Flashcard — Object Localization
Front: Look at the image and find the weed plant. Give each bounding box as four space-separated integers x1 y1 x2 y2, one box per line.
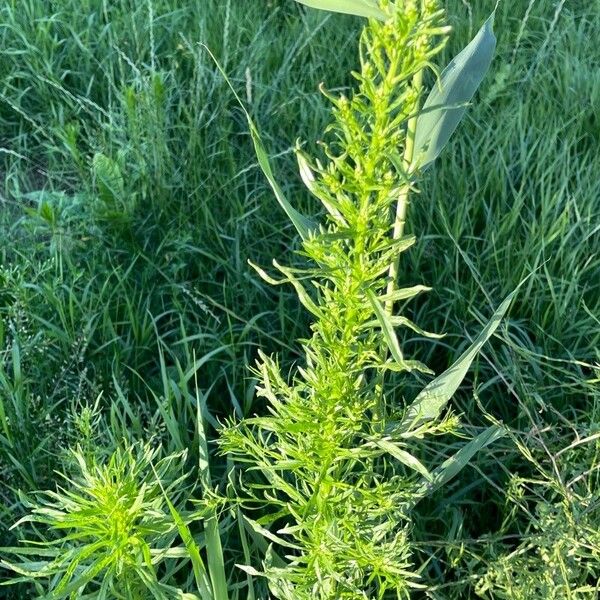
219 1 514 597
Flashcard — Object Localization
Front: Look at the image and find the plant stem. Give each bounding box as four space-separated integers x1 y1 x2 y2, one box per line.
385 68 424 315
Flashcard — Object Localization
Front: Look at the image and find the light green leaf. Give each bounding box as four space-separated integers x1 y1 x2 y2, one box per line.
379 285 431 304
296 148 346 224
412 425 506 502
366 289 433 375
413 12 497 169
243 516 301 552
372 439 432 481
293 0 387 21
153 467 214 600
402 288 517 431
274 261 321 317
204 45 316 241
249 123 316 241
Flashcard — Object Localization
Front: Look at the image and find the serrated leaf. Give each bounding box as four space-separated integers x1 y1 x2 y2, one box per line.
293 0 387 21
413 12 497 169
401 288 517 431
412 425 506 502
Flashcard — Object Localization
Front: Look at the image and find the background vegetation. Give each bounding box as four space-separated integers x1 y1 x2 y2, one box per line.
0 0 598 597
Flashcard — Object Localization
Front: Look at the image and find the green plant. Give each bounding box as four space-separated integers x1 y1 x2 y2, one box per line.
2 443 190 599
0 336 234 600
1 0 598 598
219 1 516 598
474 411 600 599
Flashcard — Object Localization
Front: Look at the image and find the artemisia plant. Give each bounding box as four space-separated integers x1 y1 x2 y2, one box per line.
220 1 507 598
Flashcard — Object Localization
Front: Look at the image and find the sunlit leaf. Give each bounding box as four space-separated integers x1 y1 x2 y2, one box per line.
413 12 497 169
412 425 506 502
401 288 517 431
366 289 433 375
372 439 433 481
293 0 387 21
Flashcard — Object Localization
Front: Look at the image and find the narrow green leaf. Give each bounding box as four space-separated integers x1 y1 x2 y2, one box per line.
412 426 506 502
249 124 316 241
363 315 444 339
204 45 316 241
372 439 433 481
366 289 406 364
293 0 387 21
296 149 346 224
402 288 517 431
379 285 431 304
153 468 213 600
242 516 297 557
236 507 256 600
413 12 497 169
194 388 228 600
273 261 321 317
366 289 433 374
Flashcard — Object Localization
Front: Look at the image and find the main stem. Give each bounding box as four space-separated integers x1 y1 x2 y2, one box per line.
385 68 424 315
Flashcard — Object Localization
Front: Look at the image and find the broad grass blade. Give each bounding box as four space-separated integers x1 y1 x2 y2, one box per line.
373 439 433 481
205 46 316 241
401 288 517 431
414 12 497 169
412 425 506 502
293 0 386 21
153 466 214 600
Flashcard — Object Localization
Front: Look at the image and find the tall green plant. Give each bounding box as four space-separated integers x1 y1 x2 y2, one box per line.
220 1 509 598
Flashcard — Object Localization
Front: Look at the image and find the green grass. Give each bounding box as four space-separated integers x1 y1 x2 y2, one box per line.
0 0 599 597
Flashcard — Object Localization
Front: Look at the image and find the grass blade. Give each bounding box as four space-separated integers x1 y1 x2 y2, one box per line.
193 379 229 600
204 46 317 241
412 425 506 503
153 469 214 600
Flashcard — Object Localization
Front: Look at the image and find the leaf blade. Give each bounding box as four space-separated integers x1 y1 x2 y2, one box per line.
366 289 434 375
293 0 387 21
401 288 517 431
412 425 506 502
372 439 433 481
414 12 497 169
204 45 316 241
